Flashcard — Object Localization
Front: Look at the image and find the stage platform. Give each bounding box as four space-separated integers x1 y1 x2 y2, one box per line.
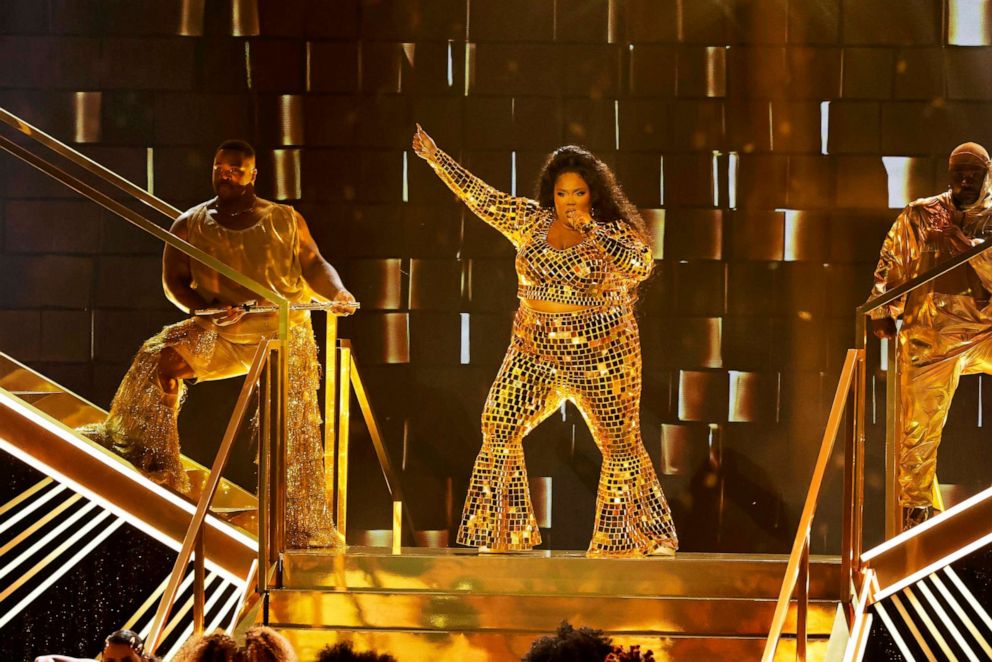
255 546 841 661
0 349 843 660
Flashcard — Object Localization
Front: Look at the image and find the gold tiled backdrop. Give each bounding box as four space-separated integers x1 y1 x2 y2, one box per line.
3 0 992 552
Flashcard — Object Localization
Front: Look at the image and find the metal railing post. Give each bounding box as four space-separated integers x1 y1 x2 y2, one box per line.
193 529 205 636
762 349 860 662
853 352 867 573
798 535 810 662
324 313 338 518
886 338 900 538
258 349 273 592
842 360 857 619
145 340 273 652
336 343 352 538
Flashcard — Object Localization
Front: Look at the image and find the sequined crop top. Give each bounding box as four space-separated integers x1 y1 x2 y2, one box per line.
427 149 653 307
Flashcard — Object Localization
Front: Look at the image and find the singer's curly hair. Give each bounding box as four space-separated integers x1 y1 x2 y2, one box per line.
535 146 649 246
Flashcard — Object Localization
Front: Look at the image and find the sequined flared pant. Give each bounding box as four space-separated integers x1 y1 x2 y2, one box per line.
79 317 342 549
898 329 992 509
457 304 678 557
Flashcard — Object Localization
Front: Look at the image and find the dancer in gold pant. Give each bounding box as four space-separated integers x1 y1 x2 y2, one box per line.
414 126 677 557
82 318 337 548
81 139 354 548
870 142 992 527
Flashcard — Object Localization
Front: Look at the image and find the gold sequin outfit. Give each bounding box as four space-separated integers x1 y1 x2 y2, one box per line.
426 149 678 557
79 203 342 549
870 188 992 509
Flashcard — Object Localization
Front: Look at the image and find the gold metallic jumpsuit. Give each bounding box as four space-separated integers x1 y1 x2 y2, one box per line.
426 149 678 557
870 186 992 509
79 203 342 548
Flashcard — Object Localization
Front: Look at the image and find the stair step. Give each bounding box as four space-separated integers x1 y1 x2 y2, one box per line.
26 391 104 427
283 547 841 599
275 627 830 662
267 588 835 636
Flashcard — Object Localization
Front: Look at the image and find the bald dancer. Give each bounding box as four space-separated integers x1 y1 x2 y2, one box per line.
870 142 992 528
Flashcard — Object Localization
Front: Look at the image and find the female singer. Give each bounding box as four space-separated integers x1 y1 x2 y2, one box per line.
413 125 677 557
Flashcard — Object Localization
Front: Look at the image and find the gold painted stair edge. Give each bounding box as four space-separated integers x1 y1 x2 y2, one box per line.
265 590 837 636
0 384 255 580
276 627 831 662
862 483 992 595
283 548 842 599
0 352 259 523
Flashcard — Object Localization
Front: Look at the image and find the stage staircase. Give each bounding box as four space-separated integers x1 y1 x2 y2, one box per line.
0 348 847 661
848 487 992 660
0 351 259 659
259 548 842 661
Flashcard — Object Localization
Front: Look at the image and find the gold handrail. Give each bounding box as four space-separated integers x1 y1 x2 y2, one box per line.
857 237 992 324
763 348 863 662
0 106 295 640
0 128 287 308
0 107 182 219
145 339 277 652
334 340 413 553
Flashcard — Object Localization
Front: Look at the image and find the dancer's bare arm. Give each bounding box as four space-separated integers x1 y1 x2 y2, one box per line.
296 211 356 311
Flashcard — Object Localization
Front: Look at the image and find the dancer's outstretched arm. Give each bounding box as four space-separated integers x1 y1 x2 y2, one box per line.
412 124 538 247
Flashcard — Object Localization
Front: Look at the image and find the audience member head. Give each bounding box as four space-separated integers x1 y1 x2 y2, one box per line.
605 644 656 661
521 622 614 662
315 641 397 662
101 630 146 662
172 632 239 662
240 626 296 662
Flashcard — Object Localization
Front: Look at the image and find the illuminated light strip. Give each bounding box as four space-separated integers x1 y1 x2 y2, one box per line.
0 442 252 575
226 561 257 633
511 151 517 196
0 478 52 517
459 313 470 365
138 570 197 641
0 516 124 629
215 584 244 633
917 579 980 661
0 482 67 536
851 614 874 662
711 152 720 207
728 152 738 209
903 586 956 660
0 389 256 549
124 574 171 633
890 593 939 661
865 528 992 602
863 486 992 561
0 500 101 583
842 570 877 662
0 492 83 558
0 439 246 584
820 102 830 155
930 573 992 657
162 575 233 660
158 573 221 650
874 602 918 661
945 567 992 635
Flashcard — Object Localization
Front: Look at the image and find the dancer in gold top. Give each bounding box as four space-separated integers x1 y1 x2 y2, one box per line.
413 125 677 557
870 142 992 529
80 140 355 548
